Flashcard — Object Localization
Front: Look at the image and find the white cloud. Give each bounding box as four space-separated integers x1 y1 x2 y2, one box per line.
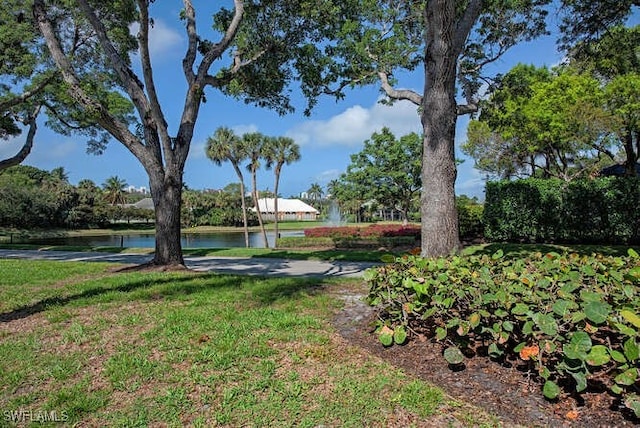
130 19 183 61
315 169 341 183
189 141 207 160
232 124 259 136
455 165 486 200
0 135 78 164
0 136 27 160
286 99 421 147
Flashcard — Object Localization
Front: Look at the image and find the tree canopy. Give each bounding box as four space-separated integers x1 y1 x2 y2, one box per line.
338 128 421 223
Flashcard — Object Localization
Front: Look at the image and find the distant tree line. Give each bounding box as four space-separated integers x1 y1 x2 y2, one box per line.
0 165 262 230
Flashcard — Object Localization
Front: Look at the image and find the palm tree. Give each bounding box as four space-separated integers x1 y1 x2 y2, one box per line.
50 166 69 182
102 176 128 205
205 127 251 247
264 136 300 248
307 182 324 200
244 132 269 248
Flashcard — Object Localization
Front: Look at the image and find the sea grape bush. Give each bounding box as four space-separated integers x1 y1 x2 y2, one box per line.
365 249 640 417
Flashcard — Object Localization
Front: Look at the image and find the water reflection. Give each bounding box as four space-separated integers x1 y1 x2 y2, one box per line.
24 230 303 248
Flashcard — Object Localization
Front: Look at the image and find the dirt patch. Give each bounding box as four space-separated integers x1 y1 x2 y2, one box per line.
330 285 639 428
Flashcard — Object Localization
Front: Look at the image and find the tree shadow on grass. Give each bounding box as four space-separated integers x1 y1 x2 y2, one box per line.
250 276 330 306
0 273 243 323
0 271 329 323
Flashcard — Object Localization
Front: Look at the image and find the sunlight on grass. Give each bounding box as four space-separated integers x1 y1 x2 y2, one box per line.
0 259 498 426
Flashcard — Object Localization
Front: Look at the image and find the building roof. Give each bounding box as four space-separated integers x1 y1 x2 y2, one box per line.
255 198 319 213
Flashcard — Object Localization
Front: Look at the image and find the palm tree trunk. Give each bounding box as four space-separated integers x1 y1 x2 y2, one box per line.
239 179 250 247
251 168 269 248
272 167 282 249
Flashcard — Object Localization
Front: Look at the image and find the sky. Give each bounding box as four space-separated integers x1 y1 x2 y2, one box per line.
0 3 591 200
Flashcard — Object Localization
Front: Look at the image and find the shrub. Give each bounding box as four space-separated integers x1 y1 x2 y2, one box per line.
365 249 640 417
484 177 640 244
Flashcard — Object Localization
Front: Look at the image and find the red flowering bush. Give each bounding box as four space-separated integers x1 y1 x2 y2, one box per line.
304 224 420 239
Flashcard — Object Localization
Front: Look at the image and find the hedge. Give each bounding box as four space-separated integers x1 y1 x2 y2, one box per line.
484 177 640 244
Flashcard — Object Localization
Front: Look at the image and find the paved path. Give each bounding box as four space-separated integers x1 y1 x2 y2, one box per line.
0 249 379 278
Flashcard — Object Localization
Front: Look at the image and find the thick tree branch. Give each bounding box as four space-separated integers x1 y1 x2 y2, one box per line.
198 0 244 78
33 0 149 164
378 71 423 105
454 0 483 55
75 0 150 116
0 74 56 111
0 105 41 171
182 0 198 85
457 103 478 115
136 0 169 162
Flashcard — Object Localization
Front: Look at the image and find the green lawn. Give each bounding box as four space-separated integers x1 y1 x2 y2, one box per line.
0 259 498 427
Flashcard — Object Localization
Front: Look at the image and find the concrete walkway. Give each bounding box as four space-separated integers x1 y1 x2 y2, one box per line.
0 249 380 278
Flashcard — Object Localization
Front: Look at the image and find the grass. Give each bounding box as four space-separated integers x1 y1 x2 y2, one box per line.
0 259 498 427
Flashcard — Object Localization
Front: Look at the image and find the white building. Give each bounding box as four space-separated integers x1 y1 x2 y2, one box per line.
254 198 319 221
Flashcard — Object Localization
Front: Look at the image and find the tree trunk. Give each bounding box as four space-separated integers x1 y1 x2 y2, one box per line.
251 169 269 248
420 0 461 258
624 130 638 177
273 167 282 249
239 179 250 247
149 171 185 266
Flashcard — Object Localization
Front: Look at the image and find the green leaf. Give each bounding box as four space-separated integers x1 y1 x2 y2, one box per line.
543 380 560 399
614 322 636 337
491 249 504 260
580 290 602 302
552 299 575 317
570 311 586 323
571 371 588 392
512 303 530 315
563 331 592 360
443 347 465 365
362 269 378 282
378 326 394 347
583 301 611 325
628 248 639 258
502 320 514 332
586 345 610 366
628 266 640 280
393 326 407 345
609 349 627 363
534 313 559 336
625 395 640 418
435 327 447 341
623 338 639 361
380 254 396 263
614 368 638 386
522 321 534 335
469 312 481 328
621 310 640 329
610 384 624 395
488 343 503 357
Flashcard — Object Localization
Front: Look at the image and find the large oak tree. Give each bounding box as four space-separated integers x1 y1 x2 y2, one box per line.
31 0 346 266
311 0 638 257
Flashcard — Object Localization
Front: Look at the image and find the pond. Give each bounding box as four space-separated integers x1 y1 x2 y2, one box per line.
18 230 304 249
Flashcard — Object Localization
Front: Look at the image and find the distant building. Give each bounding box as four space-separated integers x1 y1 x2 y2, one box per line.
254 198 319 221
125 185 149 194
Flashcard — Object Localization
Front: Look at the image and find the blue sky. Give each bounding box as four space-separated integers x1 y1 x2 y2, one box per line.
0 3 590 200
